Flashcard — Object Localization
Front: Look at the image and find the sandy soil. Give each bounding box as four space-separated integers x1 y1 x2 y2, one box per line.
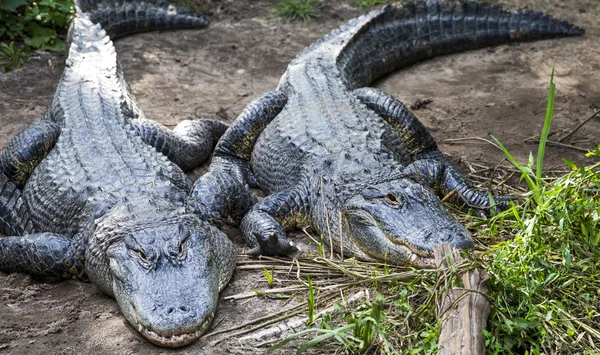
0 0 598 353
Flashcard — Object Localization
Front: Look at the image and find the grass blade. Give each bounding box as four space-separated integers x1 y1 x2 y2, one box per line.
536 60 556 184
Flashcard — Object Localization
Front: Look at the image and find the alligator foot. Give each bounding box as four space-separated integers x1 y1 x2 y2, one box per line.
240 189 308 257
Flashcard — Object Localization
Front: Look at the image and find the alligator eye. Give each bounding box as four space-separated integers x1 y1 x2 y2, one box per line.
178 237 188 257
384 192 401 206
134 249 149 264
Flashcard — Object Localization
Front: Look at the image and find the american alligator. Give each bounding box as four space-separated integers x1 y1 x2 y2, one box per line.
201 1 584 267
0 1 251 348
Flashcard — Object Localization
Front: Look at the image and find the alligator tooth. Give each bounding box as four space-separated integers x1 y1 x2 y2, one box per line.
138 324 143 332
411 254 418 263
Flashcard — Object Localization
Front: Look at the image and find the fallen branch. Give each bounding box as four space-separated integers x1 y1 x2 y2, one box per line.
558 110 599 142
434 243 491 355
524 137 591 153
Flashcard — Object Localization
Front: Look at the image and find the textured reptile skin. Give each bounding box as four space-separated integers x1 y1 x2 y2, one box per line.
0 3 235 348
76 0 209 39
214 1 584 266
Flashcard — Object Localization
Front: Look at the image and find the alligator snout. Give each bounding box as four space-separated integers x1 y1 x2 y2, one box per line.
162 304 197 321
428 225 473 251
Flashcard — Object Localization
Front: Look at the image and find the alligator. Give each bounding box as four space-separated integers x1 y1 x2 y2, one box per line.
0 1 253 348
199 0 584 267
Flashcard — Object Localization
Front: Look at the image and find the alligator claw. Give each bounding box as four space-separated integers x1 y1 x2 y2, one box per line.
247 232 298 257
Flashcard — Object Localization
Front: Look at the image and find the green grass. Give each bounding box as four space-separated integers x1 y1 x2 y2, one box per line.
268 69 600 354
272 0 321 22
0 0 74 70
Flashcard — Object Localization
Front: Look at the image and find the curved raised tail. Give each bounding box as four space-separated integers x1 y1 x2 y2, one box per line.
320 1 585 89
74 0 209 39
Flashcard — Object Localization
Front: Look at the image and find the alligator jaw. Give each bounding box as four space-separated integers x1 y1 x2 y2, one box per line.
135 311 215 348
360 239 436 269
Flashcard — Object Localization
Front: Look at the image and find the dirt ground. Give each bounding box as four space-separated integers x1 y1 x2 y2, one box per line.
0 0 598 353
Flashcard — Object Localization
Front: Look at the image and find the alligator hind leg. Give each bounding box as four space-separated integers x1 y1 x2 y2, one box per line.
0 121 61 188
240 186 309 256
0 232 86 279
130 118 228 171
355 88 516 214
0 173 35 236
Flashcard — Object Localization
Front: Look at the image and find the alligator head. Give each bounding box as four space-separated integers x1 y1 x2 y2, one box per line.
320 157 472 267
340 177 473 267
90 210 234 347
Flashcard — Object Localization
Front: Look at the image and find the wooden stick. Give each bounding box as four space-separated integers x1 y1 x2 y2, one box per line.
434 244 491 355
558 110 599 142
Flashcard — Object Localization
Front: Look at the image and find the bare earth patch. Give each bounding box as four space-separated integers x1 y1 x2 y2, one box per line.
0 0 598 353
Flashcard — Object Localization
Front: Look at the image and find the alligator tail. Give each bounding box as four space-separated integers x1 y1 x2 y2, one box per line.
74 0 209 39
334 0 585 89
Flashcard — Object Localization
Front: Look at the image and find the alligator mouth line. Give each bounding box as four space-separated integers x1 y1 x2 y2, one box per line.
135 311 215 348
347 212 436 257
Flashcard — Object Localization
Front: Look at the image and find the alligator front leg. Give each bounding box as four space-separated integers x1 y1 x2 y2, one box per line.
213 90 288 186
188 91 288 225
240 187 309 256
0 233 86 279
406 152 517 214
130 118 228 171
0 121 61 187
0 173 35 236
353 88 437 157
188 165 258 226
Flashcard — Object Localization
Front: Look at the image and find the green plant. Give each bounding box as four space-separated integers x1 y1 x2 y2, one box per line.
0 0 74 70
482 66 600 353
272 0 321 22
491 63 557 206
263 266 275 288
0 41 30 70
306 275 315 325
355 0 387 6
272 292 392 354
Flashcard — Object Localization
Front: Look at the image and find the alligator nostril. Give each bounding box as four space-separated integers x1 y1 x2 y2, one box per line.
441 233 452 243
167 307 175 314
179 306 190 313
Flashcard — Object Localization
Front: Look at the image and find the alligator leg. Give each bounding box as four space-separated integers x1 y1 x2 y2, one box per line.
0 233 86 279
355 88 516 214
187 91 288 226
130 118 228 171
405 152 517 214
354 87 437 157
0 121 61 188
240 186 309 256
0 173 35 236
212 91 288 186
188 166 258 226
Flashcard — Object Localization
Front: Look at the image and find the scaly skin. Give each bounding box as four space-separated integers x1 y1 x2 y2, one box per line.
75 0 209 39
207 1 584 266
0 3 239 348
